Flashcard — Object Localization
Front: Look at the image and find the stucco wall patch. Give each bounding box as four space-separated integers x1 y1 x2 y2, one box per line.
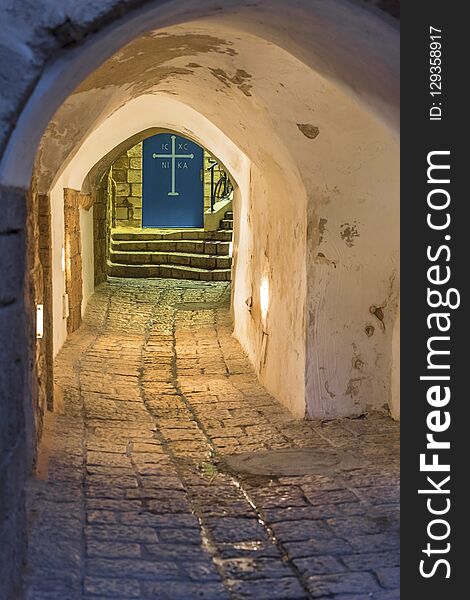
297 123 320 139
340 221 360 247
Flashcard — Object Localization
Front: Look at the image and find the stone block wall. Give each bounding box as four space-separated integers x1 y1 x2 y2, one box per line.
110 142 142 228
0 178 57 599
0 186 31 600
38 193 54 412
27 179 47 444
93 177 109 286
204 153 215 211
63 189 84 334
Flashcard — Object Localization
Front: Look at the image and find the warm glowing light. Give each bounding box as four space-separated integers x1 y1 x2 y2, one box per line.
61 246 66 272
260 277 270 326
36 305 44 339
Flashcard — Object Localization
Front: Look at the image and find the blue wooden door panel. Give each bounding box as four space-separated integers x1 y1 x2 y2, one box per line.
142 133 204 228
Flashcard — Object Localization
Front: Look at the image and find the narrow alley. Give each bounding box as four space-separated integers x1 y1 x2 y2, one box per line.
24 279 399 600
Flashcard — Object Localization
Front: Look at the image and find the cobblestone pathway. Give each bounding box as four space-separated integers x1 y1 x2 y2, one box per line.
23 279 399 600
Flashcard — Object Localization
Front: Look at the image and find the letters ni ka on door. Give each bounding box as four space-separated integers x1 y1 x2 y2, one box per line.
142 133 204 228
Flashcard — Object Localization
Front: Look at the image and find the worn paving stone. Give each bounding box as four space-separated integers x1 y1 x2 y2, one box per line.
23 279 399 599
375 566 400 589
140 580 230 599
227 577 308 599
306 571 381 597
219 557 295 580
83 576 141 598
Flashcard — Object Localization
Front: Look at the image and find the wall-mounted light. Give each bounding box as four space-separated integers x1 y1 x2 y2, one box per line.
36 304 44 339
61 246 66 272
229 241 233 258
260 276 270 327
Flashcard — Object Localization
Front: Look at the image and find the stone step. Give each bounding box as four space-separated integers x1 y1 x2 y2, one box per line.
219 219 233 231
112 229 232 242
110 250 231 269
109 227 233 281
224 211 233 219
107 262 231 281
111 239 230 255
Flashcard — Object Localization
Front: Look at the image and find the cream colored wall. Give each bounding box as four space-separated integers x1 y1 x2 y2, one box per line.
300 97 400 419
232 164 307 417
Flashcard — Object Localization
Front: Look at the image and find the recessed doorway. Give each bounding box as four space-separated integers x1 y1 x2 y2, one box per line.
142 133 204 228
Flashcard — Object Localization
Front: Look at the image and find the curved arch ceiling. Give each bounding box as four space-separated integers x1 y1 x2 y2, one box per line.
37 16 398 199
36 23 330 195
53 96 252 193
0 0 398 188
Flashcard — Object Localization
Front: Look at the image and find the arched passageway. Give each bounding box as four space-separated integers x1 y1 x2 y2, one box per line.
33 19 400 423
0 1 399 598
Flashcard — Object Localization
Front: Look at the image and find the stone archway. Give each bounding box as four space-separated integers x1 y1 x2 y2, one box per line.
45 97 254 361
0 2 399 595
31 26 399 421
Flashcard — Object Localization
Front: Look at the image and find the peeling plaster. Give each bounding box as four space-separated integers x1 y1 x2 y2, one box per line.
297 123 320 139
370 304 386 331
325 380 336 399
351 343 365 370
318 217 328 243
345 377 363 399
77 33 238 92
340 221 360 247
208 67 253 96
315 252 337 267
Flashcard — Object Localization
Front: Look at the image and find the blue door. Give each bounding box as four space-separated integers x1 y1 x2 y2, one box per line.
142 133 204 228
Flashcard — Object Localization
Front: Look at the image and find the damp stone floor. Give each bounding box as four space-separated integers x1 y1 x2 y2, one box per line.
23 278 400 600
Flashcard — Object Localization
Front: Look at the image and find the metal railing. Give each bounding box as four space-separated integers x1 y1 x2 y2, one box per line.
207 160 233 212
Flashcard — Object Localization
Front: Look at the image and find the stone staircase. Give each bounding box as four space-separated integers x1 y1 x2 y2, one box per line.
108 211 233 281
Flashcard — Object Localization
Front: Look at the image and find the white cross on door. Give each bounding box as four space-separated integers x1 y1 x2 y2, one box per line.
152 135 195 196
